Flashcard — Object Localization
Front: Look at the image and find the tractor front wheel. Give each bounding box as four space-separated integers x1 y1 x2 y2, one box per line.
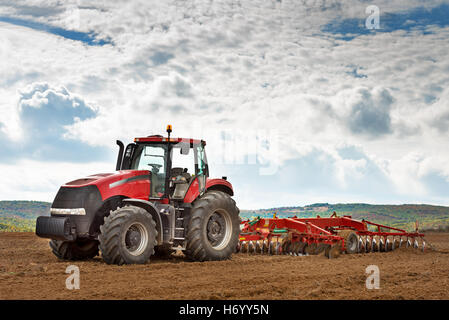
99 205 157 265
49 239 99 260
185 191 240 261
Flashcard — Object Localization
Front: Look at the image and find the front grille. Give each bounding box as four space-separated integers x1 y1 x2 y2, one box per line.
52 186 102 210
51 185 103 237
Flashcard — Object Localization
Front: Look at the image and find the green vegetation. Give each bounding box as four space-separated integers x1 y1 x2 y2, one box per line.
240 203 449 231
0 217 36 232
2 200 449 233
0 201 50 232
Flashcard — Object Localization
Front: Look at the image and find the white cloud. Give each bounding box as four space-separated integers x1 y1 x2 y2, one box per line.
0 159 111 201
0 1 449 207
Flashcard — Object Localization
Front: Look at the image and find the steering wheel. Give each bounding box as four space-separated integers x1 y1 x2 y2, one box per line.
149 164 162 173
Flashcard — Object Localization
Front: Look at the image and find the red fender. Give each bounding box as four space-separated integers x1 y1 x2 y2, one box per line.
183 178 234 203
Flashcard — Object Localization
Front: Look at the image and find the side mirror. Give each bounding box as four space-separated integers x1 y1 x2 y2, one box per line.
180 145 190 155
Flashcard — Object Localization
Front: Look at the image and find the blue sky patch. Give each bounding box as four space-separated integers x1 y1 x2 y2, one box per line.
322 4 449 40
0 16 111 46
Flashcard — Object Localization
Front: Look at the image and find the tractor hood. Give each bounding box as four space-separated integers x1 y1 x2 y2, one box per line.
63 170 151 201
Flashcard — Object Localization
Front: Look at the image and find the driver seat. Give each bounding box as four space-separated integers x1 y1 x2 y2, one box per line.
170 167 191 182
171 167 191 200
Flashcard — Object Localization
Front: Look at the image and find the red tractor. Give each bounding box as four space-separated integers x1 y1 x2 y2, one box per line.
36 126 240 265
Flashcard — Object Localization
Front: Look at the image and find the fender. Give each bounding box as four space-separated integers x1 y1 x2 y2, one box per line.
122 199 163 244
184 178 234 203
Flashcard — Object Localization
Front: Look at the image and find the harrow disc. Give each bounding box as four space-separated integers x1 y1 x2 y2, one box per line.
379 238 385 252
288 242 296 255
275 242 282 255
365 237 371 253
385 238 392 252
392 238 399 250
315 243 327 255
305 243 317 255
268 241 276 255
291 241 303 256
371 238 378 252
413 239 419 249
262 240 269 254
248 241 255 254
324 243 341 259
281 240 291 255
240 241 247 253
358 237 365 253
255 241 262 254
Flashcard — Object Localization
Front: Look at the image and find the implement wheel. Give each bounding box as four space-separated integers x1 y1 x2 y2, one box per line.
338 230 359 254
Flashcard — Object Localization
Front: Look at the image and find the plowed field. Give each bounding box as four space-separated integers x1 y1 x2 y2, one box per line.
1 232 448 300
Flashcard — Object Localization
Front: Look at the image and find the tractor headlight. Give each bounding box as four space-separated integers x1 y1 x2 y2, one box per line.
51 208 87 216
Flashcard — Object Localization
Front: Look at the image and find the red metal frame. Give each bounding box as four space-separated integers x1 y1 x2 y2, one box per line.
239 213 425 252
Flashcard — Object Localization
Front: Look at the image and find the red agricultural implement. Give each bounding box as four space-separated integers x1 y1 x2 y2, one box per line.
237 212 426 258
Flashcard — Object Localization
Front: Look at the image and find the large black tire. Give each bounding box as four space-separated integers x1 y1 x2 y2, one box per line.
99 205 157 265
185 191 240 261
49 239 99 260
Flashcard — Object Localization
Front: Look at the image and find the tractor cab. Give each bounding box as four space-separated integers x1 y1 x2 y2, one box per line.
36 125 239 265
117 126 209 202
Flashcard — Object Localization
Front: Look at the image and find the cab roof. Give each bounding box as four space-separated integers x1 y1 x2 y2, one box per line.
134 135 206 145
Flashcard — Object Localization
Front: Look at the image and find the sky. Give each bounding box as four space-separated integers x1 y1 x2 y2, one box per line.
0 0 448 209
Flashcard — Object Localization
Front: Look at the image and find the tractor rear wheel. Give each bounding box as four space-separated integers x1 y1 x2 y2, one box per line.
49 239 99 260
99 205 157 265
185 191 240 261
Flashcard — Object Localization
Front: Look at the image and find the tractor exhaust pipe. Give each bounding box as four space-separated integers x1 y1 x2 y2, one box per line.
116 140 124 171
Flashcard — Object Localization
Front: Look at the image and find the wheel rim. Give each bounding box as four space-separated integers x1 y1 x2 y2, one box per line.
125 222 148 256
206 209 232 250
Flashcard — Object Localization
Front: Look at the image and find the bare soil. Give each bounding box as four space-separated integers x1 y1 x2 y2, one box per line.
0 232 448 300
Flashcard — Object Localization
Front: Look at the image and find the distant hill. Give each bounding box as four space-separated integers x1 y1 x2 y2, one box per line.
240 203 449 232
1 201 449 233
0 201 50 232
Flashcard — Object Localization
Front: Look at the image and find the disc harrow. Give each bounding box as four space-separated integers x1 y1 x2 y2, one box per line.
237 212 426 259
